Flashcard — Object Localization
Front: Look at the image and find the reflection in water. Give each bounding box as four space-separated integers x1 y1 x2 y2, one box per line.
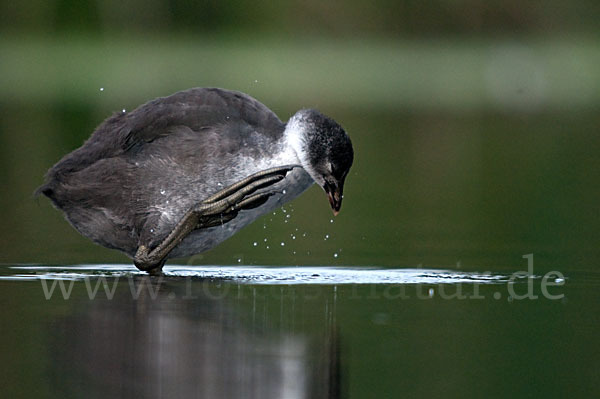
47 276 341 399
3 265 530 398
0 264 592 398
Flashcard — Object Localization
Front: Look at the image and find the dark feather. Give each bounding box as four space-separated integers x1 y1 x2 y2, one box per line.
36 88 287 257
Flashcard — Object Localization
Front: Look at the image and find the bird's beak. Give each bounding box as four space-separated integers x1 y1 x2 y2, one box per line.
324 182 343 216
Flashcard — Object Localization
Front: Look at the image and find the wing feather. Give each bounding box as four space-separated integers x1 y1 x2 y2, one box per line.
39 88 285 189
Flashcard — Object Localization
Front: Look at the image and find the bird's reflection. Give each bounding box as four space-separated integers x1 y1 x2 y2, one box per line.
48 276 342 399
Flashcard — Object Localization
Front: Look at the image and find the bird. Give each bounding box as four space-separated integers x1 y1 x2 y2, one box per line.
37 87 354 273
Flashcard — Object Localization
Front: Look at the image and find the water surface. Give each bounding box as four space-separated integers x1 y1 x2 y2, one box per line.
1 263 598 398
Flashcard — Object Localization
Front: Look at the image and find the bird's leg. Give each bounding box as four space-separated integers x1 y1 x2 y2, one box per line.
202 165 296 203
133 166 297 272
133 186 277 272
194 191 276 229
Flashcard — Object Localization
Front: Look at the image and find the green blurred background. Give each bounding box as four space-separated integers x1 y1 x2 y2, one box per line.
1 0 599 271
1 3 600 399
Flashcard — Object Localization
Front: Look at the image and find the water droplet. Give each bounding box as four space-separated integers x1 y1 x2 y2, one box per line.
150 229 154 233
122 109 126 113
330 219 334 223
333 253 338 258
292 235 296 240
302 233 307 237
324 234 330 240
266 245 270 249
555 278 565 283
160 189 166 195
99 87 104 91
237 258 242 263
428 288 434 297
286 214 291 219
264 238 267 242
165 200 169 204
217 182 223 187
293 251 296 255
272 212 276 216
282 189 286 194
280 242 285 246
253 242 257 246
254 79 258 83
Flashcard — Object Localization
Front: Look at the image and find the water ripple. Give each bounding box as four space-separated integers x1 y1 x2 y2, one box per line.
0 264 530 285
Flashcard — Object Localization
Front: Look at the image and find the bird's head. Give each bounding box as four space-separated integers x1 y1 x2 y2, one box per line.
286 109 354 215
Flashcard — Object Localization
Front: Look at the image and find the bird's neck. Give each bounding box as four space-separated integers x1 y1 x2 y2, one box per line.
283 114 310 168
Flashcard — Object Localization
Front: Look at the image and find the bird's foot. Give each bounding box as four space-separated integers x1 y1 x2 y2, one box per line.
134 245 166 273
192 166 296 222
132 166 298 273
202 165 297 204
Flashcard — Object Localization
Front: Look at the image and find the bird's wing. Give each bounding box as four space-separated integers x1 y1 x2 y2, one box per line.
122 87 285 151
38 88 285 196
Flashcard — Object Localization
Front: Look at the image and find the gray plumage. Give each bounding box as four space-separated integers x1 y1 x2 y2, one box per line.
37 87 353 269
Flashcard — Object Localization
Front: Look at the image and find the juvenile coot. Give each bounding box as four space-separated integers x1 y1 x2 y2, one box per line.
37 88 354 273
